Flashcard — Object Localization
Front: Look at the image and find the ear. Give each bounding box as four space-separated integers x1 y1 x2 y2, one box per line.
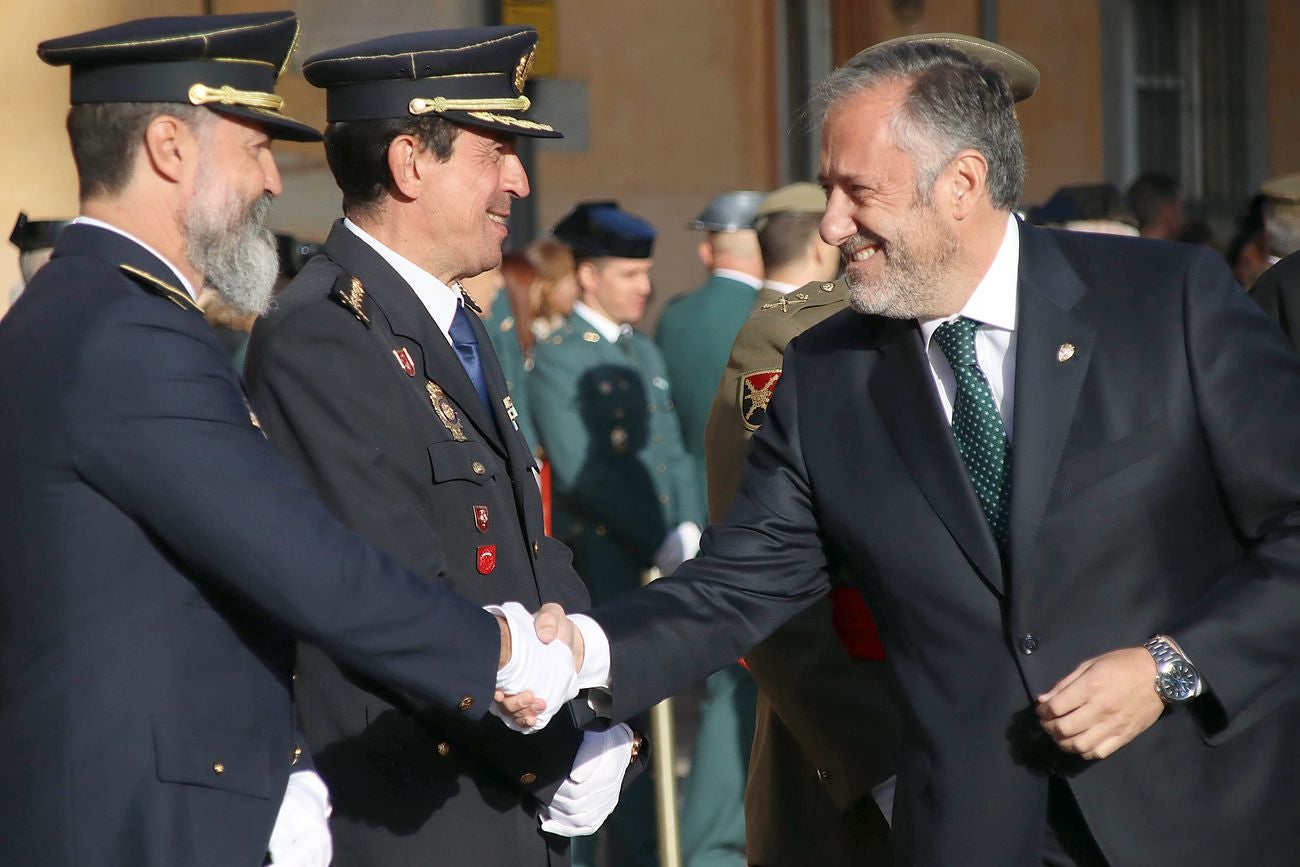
576 259 600 296
947 149 989 221
140 114 194 185
697 240 714 270
385 134 424 201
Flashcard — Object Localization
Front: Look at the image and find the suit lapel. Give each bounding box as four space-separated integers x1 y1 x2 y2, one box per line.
322 222 506 454
1007 225 1095 577
867 317 1006 594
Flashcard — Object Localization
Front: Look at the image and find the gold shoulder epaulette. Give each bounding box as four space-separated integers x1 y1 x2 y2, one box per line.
118 264 201 313
332 273 370 326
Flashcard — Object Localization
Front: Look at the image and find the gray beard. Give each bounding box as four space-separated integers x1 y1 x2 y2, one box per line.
844 215 960 321
185 187 279 317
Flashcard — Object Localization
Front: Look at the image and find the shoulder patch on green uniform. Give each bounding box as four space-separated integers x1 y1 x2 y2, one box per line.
760 293 809 315
118 264 201 313
332 273 370 326
739 368 782 431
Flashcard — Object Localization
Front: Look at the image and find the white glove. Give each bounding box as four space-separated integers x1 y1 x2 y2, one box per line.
267 769 332 867
488 601 580 733
539 724 636 836
653 521 702 575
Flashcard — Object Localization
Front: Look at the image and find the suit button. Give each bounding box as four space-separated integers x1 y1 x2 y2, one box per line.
458 696 474 712
519 772 537 785
595 525 607 536
658 494 669 505
1019 634 1039 655
212 762 225 775
437 741 451 757
471 461 486 475
532 540 541 557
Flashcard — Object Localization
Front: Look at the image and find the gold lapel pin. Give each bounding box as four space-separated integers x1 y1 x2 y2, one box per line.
1057 343 1076 363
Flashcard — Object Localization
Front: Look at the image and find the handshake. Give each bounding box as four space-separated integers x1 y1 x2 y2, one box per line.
487 601 590 733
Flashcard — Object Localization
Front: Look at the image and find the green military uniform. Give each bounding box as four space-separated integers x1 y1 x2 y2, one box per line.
703 277 901 867
531 309 703 601
479 289 540 451
655 272 759 519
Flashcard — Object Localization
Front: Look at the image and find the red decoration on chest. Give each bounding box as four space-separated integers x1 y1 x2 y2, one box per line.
393 347 416 377
476 545 497 575
474 505 490 533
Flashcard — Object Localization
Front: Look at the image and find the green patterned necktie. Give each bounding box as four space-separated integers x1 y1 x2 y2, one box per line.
932 316 1012 554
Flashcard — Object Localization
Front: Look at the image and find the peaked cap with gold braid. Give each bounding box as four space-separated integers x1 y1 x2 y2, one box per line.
37 11 320 142
302 26 562 139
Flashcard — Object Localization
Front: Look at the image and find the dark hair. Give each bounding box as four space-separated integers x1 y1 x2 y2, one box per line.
1125 173 1181 230
66 102 212 200
757 212 824 270
323 116 460 215
812 42 1025 209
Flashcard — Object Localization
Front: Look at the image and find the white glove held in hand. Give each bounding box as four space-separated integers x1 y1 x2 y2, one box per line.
653 521 702 575
487 601 579 733
267 769 332 867
540 724 635 836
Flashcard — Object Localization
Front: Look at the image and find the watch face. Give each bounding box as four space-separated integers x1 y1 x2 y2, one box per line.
1158 660 1199 701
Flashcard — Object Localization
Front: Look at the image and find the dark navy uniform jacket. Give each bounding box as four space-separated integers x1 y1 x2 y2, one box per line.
245 221 595 867
0 224 500 867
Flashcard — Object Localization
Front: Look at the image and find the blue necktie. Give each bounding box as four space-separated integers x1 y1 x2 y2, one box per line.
449 302 492 415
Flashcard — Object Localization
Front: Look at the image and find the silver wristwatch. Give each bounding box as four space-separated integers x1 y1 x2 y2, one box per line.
1145 635 1202 703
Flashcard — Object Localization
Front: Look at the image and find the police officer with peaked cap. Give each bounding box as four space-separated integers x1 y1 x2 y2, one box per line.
530 200 704 867
0 14 567 867
8 212 72 307
244 26 640 867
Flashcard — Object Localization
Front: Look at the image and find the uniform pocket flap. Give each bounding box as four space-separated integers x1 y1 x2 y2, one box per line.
428 440 493 485
152 717 272 799
1063 416 1170 494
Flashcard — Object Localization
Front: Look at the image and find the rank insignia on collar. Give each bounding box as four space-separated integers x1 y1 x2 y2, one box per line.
426 381 467 441
476 545 497 575
333 274 370 326
502 396 520 431
760 293 809 314
739 369 782 431
393 347 416 377
474 505 490 533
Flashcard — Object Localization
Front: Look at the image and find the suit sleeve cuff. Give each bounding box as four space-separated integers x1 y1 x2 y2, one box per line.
570 613 612 689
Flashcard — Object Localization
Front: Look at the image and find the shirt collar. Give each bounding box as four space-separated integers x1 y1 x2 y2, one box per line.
74 216 197 300
343 217 462 333
762 279 803 296
713 268 763 290
919 213 1020 346
573 299 632 343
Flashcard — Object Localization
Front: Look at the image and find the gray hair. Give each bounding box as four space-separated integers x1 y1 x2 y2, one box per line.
1264 201 1300 258
67 102 215 200
811 42 1025 210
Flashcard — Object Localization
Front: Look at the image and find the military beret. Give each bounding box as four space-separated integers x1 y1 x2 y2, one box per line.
302 26 560 139
553 202 655 259
752 183 827 230
37 12 319 142
1261 173 1300 204
691 191 765 232
10 213 72 252
861 32 1040 103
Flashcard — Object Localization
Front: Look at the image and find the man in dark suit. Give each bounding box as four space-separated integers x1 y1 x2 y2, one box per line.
0 14 578 867
517 35 1300 867
1250 249 1300 351
244 28 638 867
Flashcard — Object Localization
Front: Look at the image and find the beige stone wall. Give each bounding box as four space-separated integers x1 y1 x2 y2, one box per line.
533 0 780 328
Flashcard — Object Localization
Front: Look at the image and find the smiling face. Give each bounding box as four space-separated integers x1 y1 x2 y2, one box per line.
421 124 530 284
818 80 962 320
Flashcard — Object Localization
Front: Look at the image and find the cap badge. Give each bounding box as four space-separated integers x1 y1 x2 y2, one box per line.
393 347 416 377
426 381 468 441
740 369 782 431
514 45 536 94
474 505 490 534
1057 343 1076 363
476 545 497 575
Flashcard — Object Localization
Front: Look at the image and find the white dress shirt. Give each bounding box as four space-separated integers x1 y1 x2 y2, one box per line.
571 214 1025 693
713 268 763 290
74 217 198 301
917 214 1020 441
762 279 803 296
572 299 632 342
343 218 466 340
